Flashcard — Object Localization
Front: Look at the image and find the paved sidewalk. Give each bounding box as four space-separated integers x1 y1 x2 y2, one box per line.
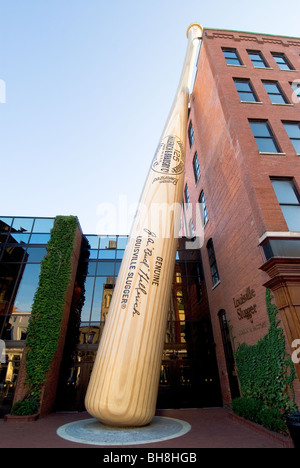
0 407 294 449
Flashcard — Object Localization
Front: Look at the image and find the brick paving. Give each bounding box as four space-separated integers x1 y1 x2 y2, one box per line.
0 407 294 449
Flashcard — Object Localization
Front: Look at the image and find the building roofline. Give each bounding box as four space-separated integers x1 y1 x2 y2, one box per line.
203 26 300 41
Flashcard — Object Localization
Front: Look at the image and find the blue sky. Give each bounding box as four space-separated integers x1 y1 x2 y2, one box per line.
1 0 299 234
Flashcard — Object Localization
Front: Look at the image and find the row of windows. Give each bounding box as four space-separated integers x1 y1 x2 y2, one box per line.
234 78 299 104
250 120 300 154
195 178 300 290
223 48 296 71
189 118 300 156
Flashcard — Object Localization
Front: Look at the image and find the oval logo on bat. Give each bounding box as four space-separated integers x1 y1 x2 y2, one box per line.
151 135 184 175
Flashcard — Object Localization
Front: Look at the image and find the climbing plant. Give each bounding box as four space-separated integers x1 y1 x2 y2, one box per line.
11 215 79 415
233 289 297 422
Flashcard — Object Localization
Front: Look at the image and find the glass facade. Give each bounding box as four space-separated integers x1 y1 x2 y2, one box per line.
0 216 54 416
0 216 222 416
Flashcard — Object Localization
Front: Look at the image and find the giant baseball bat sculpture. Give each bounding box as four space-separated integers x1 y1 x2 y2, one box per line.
85 23 203 427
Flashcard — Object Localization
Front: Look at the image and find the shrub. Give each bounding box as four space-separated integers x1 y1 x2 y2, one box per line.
232 397 264 422
11 395 40 416
258 407 287 434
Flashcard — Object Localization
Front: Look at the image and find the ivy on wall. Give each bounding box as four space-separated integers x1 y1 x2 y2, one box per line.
232 289 297 432
11 216 79 416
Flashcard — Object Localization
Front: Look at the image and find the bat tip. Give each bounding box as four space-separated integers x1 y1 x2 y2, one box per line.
186 23 203 39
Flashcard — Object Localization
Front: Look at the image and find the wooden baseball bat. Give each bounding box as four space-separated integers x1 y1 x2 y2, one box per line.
85 23 203 427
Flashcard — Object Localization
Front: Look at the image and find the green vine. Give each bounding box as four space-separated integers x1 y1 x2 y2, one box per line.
11 216 79 415
232 289 297 430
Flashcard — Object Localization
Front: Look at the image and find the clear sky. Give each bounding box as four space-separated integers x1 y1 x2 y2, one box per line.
1 0 299 235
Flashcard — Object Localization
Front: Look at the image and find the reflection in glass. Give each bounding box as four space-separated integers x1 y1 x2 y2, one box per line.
2 314 29 341
26 247 47 263
98 249 116 260
32 218 54 233
0 263 23 318
29 233 51 244
281 206 300 231
7 233 30 244
80 277 95 322
96 261 115 276
12 218 33 233
100 236 117 249
115 261 121 275
117 236 128 249
85 236 100 250
0 218 12 232
86 261 97 276
12 264 41 314
2 245 26 263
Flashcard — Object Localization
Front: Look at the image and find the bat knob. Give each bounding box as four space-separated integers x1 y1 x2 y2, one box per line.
186 23 203 39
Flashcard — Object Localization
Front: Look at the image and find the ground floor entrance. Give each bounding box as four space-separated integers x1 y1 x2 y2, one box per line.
55 318 223 413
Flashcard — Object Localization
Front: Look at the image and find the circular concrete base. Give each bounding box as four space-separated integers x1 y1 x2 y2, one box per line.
57 416 191 446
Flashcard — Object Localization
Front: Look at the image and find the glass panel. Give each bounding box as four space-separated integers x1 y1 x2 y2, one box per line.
263 82 278 93
0 263 23 316
283 123 300 139
12 218 33 233
271 180 299 204
226 58 240 65
98 249 116 260
240 92 257 102
12 264 41 314
250 121 270 137
6 233 30 244
26 247 47 263
2 245 26 262
290 139 300 153
90 277 106 322
115 261 121 275
235 81 251 92
117 236 128 249
116 250 125 259
32 218 54 233
100 236 117 249
281 206 300 231
29 233 51 244
224 50 238 58
269 94 286 104
88 250 98 259
256 138 279 152
96 261 115 276
266 239 300 258
86 261 97 276
80 277 95 322
4 314 30 340
0 218 12 232
85 236 100 250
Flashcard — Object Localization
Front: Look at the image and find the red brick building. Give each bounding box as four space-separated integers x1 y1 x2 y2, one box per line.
184 28 300 407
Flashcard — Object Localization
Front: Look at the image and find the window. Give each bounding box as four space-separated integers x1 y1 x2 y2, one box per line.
248 50 268 68
271 178 300 232
222 48 242 66
249 120 281 153
263 81 288 104
282 122 300 153
234 78 258 102
188 121 194 147
189 219 195 238
199 191 208 225
272 53 294 70
184 184 190 205
291 81 300 102
192 153 201 182
207 239 220 286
